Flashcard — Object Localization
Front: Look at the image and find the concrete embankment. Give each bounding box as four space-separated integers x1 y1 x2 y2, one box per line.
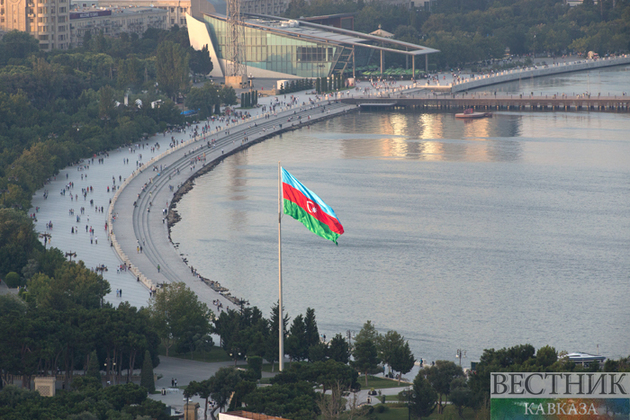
109 98 356 308
452 55 630 93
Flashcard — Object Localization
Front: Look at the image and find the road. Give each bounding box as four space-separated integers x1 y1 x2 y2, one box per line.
110 99 356 310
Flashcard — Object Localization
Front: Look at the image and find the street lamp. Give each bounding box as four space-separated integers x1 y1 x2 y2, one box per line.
456 349 467 367
407 386 412 420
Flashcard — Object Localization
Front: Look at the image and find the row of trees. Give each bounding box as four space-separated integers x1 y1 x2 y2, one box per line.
0 381 169 420
0 31 186 217
350 321 415 386
184 360 360 420
408 344 630 419
0 246 162 390
0 26 231 281
240 90 260 108
279 78 315 94
315 74 347 94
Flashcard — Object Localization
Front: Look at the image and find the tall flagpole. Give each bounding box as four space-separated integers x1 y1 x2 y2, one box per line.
278 162 284 372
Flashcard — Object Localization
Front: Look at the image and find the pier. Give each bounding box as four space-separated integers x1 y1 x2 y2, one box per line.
451 54 630 92
341 94 630 113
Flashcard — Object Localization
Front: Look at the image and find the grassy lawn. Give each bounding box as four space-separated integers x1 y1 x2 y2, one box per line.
261 363 279 373
361 375 411 389
157 345 233 363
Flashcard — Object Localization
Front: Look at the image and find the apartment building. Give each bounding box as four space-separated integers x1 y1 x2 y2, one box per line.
69 6 167 46
1 0 70 50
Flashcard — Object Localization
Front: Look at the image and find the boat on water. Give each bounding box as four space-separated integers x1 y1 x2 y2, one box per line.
455 108 493 119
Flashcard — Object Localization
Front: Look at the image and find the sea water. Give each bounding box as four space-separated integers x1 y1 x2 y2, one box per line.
171 67 630 366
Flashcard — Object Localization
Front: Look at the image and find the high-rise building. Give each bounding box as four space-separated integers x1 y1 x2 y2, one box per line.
1 0 70 50
69 6 167 47
97 0 215 28
239 0 287 16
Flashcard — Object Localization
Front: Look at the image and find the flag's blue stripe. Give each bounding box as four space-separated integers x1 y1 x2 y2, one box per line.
281 167 340 221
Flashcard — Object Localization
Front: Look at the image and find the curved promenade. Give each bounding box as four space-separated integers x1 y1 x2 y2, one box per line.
108 97 356 309
30 83 413 309
452 54 630 92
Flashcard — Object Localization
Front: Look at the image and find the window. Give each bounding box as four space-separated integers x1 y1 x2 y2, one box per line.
59 6 65 12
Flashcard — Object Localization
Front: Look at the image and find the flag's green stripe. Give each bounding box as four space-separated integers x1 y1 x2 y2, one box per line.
283 199 340 244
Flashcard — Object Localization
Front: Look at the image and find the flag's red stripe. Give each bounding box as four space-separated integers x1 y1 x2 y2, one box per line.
283 183 344 235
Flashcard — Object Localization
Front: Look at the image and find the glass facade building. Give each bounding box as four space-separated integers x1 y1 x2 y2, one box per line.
203 15 347 78
187 13 438 79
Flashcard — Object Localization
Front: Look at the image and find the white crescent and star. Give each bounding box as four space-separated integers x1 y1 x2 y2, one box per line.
306 201 317 214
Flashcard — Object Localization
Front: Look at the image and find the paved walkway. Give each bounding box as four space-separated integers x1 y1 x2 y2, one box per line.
30 82 413 308
31 60 583 309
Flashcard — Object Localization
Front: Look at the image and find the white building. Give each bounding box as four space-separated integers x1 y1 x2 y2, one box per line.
98 0 215 28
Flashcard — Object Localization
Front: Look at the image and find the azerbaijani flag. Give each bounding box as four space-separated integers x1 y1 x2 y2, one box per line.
282 167 344 244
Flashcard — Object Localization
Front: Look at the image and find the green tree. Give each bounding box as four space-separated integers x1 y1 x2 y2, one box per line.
86 350 102 385
449 376 473 419
408 371 437 419
189 45 214 75
185 82 220 118
0 30 40 65
185 379 212 420
308 342 328 362
286 314 308 362
390 341 415 385
156 40 189 100
219 85 237 106
328 333 350 364
425 360 464 414
30 260 111 311
248 355 263 380
206 367 243 420
243 381 318 420
149 282 213 356
4 272 21 288
0 209 42 277
354 320 381 346
140 350 155 393
351 338 379 387
304 307 320 349
536 345 558 368
380 330 415 383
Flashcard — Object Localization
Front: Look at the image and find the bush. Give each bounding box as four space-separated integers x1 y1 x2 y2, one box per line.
375 404 387 413
247 356 262 380
360 405 374 415
4 272 21 288
140 350 155 393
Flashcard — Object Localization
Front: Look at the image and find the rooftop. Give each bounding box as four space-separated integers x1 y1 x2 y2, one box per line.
222 411 291 420
207 12 439 57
